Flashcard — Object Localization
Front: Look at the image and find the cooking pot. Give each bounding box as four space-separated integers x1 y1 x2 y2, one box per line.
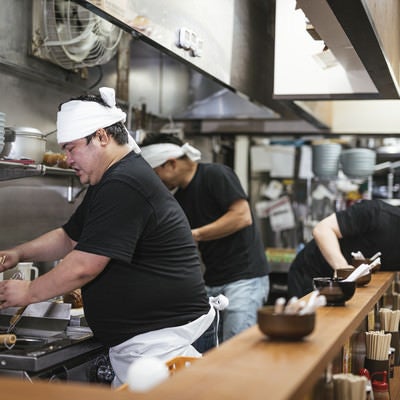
7 127 47 163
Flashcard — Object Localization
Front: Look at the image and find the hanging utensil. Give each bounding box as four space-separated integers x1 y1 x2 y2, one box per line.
7 306 27 333
6 270 27 333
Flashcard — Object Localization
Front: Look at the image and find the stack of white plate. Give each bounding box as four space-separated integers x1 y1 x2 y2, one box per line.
0 112 5 154
340 148 376 179
312 143 342 179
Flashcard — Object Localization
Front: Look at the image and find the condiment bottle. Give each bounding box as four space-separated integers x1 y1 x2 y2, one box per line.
359 368 373 400
371 371 390 400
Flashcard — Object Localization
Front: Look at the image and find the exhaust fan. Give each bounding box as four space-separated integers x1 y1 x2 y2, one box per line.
32 0 122 70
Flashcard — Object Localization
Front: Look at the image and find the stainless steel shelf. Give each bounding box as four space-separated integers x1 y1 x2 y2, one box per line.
0 161 74 181
41 165 75 176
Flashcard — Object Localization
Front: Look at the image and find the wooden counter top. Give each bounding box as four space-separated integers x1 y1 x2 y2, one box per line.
135 271 394 400
0 272 394 400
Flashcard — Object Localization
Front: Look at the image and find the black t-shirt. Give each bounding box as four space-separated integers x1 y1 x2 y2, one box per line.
336 199 400 268
174 163 269 286
63 152 209 347
302 199 400 276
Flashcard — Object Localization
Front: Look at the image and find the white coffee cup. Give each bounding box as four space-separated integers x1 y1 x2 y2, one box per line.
3 262 39 281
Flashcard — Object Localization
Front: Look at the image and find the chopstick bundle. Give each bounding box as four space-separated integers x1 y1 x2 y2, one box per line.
332 373 367 400
273 292 327 315
365 331 392 360
379 308 400 332
343 257 381 283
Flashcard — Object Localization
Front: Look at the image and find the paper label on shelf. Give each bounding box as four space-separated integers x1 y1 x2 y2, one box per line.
255 196 296 231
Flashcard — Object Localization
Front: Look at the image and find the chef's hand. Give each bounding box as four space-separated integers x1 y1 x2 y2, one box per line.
0 279 31 309
192 228 201 242
0 250 19 273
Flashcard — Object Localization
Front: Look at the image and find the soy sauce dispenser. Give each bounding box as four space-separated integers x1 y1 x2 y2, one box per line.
371 371 390 400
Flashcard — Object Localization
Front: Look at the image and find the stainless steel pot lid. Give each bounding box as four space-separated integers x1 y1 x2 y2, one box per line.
13 127 44 137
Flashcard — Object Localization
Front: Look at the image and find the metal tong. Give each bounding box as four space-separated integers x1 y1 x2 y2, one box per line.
6 271 27 333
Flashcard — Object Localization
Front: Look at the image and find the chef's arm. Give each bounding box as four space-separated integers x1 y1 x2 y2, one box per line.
0 250 108 308
192 198 252 241
29 250 108 302
0 228 75 272
312 213 353 271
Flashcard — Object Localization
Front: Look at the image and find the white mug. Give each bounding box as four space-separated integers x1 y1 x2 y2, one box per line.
3 262 39 281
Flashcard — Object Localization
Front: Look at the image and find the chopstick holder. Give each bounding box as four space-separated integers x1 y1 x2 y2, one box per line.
364 330 392 391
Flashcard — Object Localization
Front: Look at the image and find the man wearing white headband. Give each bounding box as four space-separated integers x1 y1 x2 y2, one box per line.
0 88 217 386
56 86 141 185
141 133 270 342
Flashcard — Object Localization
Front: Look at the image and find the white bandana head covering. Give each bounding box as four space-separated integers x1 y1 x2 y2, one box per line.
140 142 201 168
57 87 140 153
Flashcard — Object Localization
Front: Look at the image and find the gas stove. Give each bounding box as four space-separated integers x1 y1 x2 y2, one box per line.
0 302 112 383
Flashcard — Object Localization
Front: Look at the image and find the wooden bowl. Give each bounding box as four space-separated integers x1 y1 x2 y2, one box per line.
257 306 315 341
352 258 381 273
336 267 372 287
313 277 356 306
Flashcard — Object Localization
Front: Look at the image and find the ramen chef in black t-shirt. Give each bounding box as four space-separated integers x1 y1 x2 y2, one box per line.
0 87 216 387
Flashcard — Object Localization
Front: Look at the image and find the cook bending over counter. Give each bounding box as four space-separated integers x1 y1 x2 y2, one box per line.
288 199 400 298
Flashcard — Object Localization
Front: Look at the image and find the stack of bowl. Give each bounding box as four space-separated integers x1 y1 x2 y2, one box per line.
312 143 342 179
0 112 5 154
340 148 376 179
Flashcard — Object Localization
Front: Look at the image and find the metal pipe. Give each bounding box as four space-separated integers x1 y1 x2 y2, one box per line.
388 172 394 199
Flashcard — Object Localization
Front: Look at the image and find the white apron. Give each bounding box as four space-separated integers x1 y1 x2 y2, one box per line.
109 304 216 387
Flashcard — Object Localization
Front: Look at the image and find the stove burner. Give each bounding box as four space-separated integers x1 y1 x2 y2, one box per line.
0 303 108 382
0 334 105 376
13 337 48 350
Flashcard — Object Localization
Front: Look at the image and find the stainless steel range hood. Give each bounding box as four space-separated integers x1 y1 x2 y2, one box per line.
275 0 400 100
123 38 284 125
173 88 278 120
74 0 302 123
73 0 400 135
